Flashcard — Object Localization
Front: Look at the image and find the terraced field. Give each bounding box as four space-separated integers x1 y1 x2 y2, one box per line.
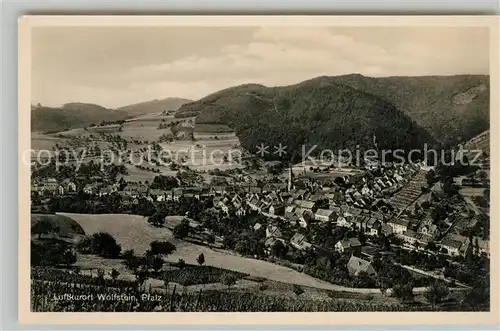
389 169 428 211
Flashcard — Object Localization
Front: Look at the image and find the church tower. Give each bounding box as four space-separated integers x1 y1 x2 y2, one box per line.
288 165 294 192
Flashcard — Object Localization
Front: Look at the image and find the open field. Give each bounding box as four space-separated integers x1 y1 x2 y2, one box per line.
59 213 381 293
31 133 61 152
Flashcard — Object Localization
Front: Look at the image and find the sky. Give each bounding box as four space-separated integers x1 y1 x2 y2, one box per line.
31 26 490 109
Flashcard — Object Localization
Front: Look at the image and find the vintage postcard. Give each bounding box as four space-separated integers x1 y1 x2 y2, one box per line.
18 15 499 325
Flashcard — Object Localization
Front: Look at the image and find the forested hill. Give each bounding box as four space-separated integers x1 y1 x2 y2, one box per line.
176 80 438 162
116 97 192 117
315 74 489 146
31 103 128 133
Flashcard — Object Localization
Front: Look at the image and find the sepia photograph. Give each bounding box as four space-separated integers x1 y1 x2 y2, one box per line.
18 15 498 324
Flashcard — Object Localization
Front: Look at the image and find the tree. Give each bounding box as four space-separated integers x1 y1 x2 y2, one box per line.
425 169 437 186
124 254 141 272
392 283 414 303
122 249 135 260
177 258 186 269
152 256 164 272
357 231 367 245
110 268 120 282
196 253 205 266
173 219 190 239
424 282 450 308
293 284 305 296
90 232 122 259
149 240 176 257
206 234 216 248
220 273 238 289
31 219 59 239
270 240 288 259
62 248 77 267
147 212 165 227
426 242 438 252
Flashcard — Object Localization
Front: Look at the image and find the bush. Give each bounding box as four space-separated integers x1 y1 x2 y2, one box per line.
81 232 122 259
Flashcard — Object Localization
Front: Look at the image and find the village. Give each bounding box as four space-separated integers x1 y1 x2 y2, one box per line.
30 138 491 294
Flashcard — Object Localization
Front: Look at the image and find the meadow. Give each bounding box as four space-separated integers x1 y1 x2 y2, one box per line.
59 213 381 293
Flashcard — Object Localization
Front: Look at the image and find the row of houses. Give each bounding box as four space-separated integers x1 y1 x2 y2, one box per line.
31 178 77 196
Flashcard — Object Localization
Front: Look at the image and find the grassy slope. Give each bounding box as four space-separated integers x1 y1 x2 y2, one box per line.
61 213 381 293
31 213 86 239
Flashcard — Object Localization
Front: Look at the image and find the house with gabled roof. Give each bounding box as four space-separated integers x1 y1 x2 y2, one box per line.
365 218 381 236
315 209 336 223
269 203 285 216
290 232 313 251
337 216 350 228
387 218 411 234
284 205 296 218
440 238 463 256
293 199 316 211
347 256 377 277
266 224 283 238
247 196 261 211
335 238 362 255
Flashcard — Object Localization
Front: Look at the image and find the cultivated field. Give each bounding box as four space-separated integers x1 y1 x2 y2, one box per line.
59 213 380 293
389 169 427 210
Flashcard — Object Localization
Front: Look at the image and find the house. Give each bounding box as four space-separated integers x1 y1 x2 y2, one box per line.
211 186 227 195
325 193 336 204
264 237 287 254
365 218 381 236
249 186 262 195
337 216 350 228
387 218 411 235
314 209 336 223
290 232 312 251
149 189 168 201
61 179 77 192
293 199 316 211
218 201 230 214
397 230 418 248
43 178 59 190
299 210 314 228
345 207 362 218
293 189 307 200
236 206 246 216
440 238 463 256
124 184 148 197
334 238 362 255
247 197 261 211
232 193 243 205
99 187 113 196
287 214 301 227
381 223 393 236
83 183 100 195
253 222 263 231
266 224 283 238
284 206 296 218
351 216 370 231
269 204 285 216
172 188 183 201
361 186 372 196
57 185 65 195
417 222 440 240
476 239 490 257
347 256 378 277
